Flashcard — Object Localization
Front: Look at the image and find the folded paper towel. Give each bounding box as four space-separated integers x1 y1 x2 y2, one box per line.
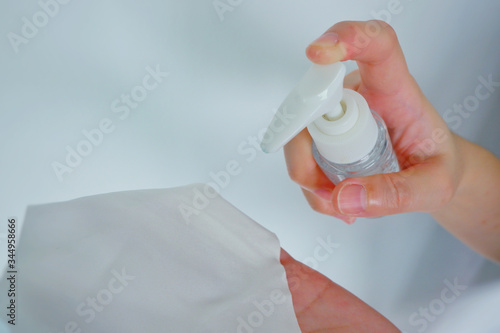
2 184 301 333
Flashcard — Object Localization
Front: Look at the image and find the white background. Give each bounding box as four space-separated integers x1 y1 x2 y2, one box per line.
1 0 500 331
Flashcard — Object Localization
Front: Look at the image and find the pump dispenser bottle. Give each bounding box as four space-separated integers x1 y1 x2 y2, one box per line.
261 62 399 185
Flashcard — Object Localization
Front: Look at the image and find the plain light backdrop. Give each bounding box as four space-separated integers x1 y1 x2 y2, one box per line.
1 0 500 331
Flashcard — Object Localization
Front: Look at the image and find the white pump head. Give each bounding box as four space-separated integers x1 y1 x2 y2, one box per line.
260 62 379 164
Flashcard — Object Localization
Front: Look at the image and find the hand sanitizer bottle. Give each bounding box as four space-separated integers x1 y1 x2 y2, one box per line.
260 62 399 185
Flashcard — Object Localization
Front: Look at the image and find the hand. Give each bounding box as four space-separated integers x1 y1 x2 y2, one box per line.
284 20 462 222
280 249 400 332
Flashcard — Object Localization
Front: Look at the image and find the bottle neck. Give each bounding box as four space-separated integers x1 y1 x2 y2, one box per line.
307 89 379 164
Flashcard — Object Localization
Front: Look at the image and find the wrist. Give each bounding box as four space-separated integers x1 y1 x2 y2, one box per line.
430 133 468 216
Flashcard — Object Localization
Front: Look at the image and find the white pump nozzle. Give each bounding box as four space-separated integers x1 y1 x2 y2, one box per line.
260 62 379 164
260 62 345 153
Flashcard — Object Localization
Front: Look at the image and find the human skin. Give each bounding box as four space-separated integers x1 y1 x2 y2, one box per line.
284 20 500 263
280 249 400 332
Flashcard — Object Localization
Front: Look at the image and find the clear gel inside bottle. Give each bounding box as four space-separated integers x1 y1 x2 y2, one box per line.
312 111 399 185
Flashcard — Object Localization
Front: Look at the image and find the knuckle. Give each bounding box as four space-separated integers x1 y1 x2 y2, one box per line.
366 20 399 51
367 19 390 30
369 20 397 40
286 167 299 183
381 174 413 210
378 20 395 33
304 192 330 215
383 23 399 45
287 167 307 185
287 162 316 187
309 198 327 214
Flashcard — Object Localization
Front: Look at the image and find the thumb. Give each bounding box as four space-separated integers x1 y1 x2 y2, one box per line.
331 161 455 217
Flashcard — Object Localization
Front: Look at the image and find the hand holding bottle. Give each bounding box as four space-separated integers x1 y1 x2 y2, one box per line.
282 20 500 261
283 20 459 220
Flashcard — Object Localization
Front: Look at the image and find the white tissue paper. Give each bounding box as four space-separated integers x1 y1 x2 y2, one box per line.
3 184 301 333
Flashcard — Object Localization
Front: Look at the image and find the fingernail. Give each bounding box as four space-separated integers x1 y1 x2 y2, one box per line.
314 189 332 201
309 32 339 47
338 184 367 215
306 32 346 64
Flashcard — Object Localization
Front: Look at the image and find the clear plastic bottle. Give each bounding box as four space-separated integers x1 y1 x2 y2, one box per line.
312 111 399 184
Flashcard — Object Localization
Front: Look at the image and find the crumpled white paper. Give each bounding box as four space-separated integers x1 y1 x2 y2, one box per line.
3 184 301 333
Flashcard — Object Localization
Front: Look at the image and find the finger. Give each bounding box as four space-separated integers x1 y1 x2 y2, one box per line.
331 160 456 217
284 129 334 192
284 129 354 223
306 20 412 96
302 188 356 224
280 248 291 263
343 69 361 90
280 249 400 332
